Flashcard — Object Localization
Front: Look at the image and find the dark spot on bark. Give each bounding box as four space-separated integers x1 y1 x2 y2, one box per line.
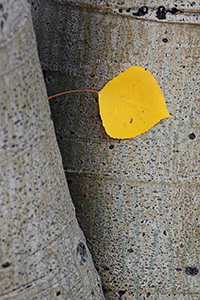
163 230 167 236
126 8 131 12
2 262 10 268
56 291 61 296
156 6 166 19
119 290 127 297
132 6 148 17
185 266 199 276
25 284 32 289
188 133 196 140
175 268 182 271
1 20 4 30
169 7 180 14
104 266 110 271
3 13 8 20
142 232 145 236
147 292 151 297
180 243 184 248
76 242 88 266
162 38 168 43
127 248 133 253
109 144 114 149
118 8 123 13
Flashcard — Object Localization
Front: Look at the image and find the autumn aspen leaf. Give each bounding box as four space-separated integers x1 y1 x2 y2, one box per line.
98 66 172 139
49 66 172 139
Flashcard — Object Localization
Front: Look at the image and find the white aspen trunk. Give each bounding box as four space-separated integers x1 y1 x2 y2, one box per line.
0 1 104 299
31 1 200 299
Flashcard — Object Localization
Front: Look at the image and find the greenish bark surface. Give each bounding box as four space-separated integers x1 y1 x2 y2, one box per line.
31 1 200 299
0 1 104 299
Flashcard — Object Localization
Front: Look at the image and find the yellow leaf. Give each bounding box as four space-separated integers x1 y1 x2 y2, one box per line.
98 66 172 139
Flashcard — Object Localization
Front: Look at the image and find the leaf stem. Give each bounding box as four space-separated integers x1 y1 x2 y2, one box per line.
48 89 99 100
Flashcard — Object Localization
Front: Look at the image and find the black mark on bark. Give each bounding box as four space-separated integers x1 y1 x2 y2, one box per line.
76 242 88 266
185 266 199 276
132 6 148 16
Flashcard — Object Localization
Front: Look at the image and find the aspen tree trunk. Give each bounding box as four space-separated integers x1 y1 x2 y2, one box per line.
0 1 104 299
31 1 200 299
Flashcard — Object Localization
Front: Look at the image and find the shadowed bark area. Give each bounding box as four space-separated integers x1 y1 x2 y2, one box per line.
0 1 104 299
31 1 200 299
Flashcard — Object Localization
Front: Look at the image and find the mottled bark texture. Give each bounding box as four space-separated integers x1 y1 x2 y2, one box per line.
31 1 200 299
0 1 104 299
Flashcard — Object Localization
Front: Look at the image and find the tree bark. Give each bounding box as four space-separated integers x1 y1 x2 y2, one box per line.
0 1 104 299
31 1 200 299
